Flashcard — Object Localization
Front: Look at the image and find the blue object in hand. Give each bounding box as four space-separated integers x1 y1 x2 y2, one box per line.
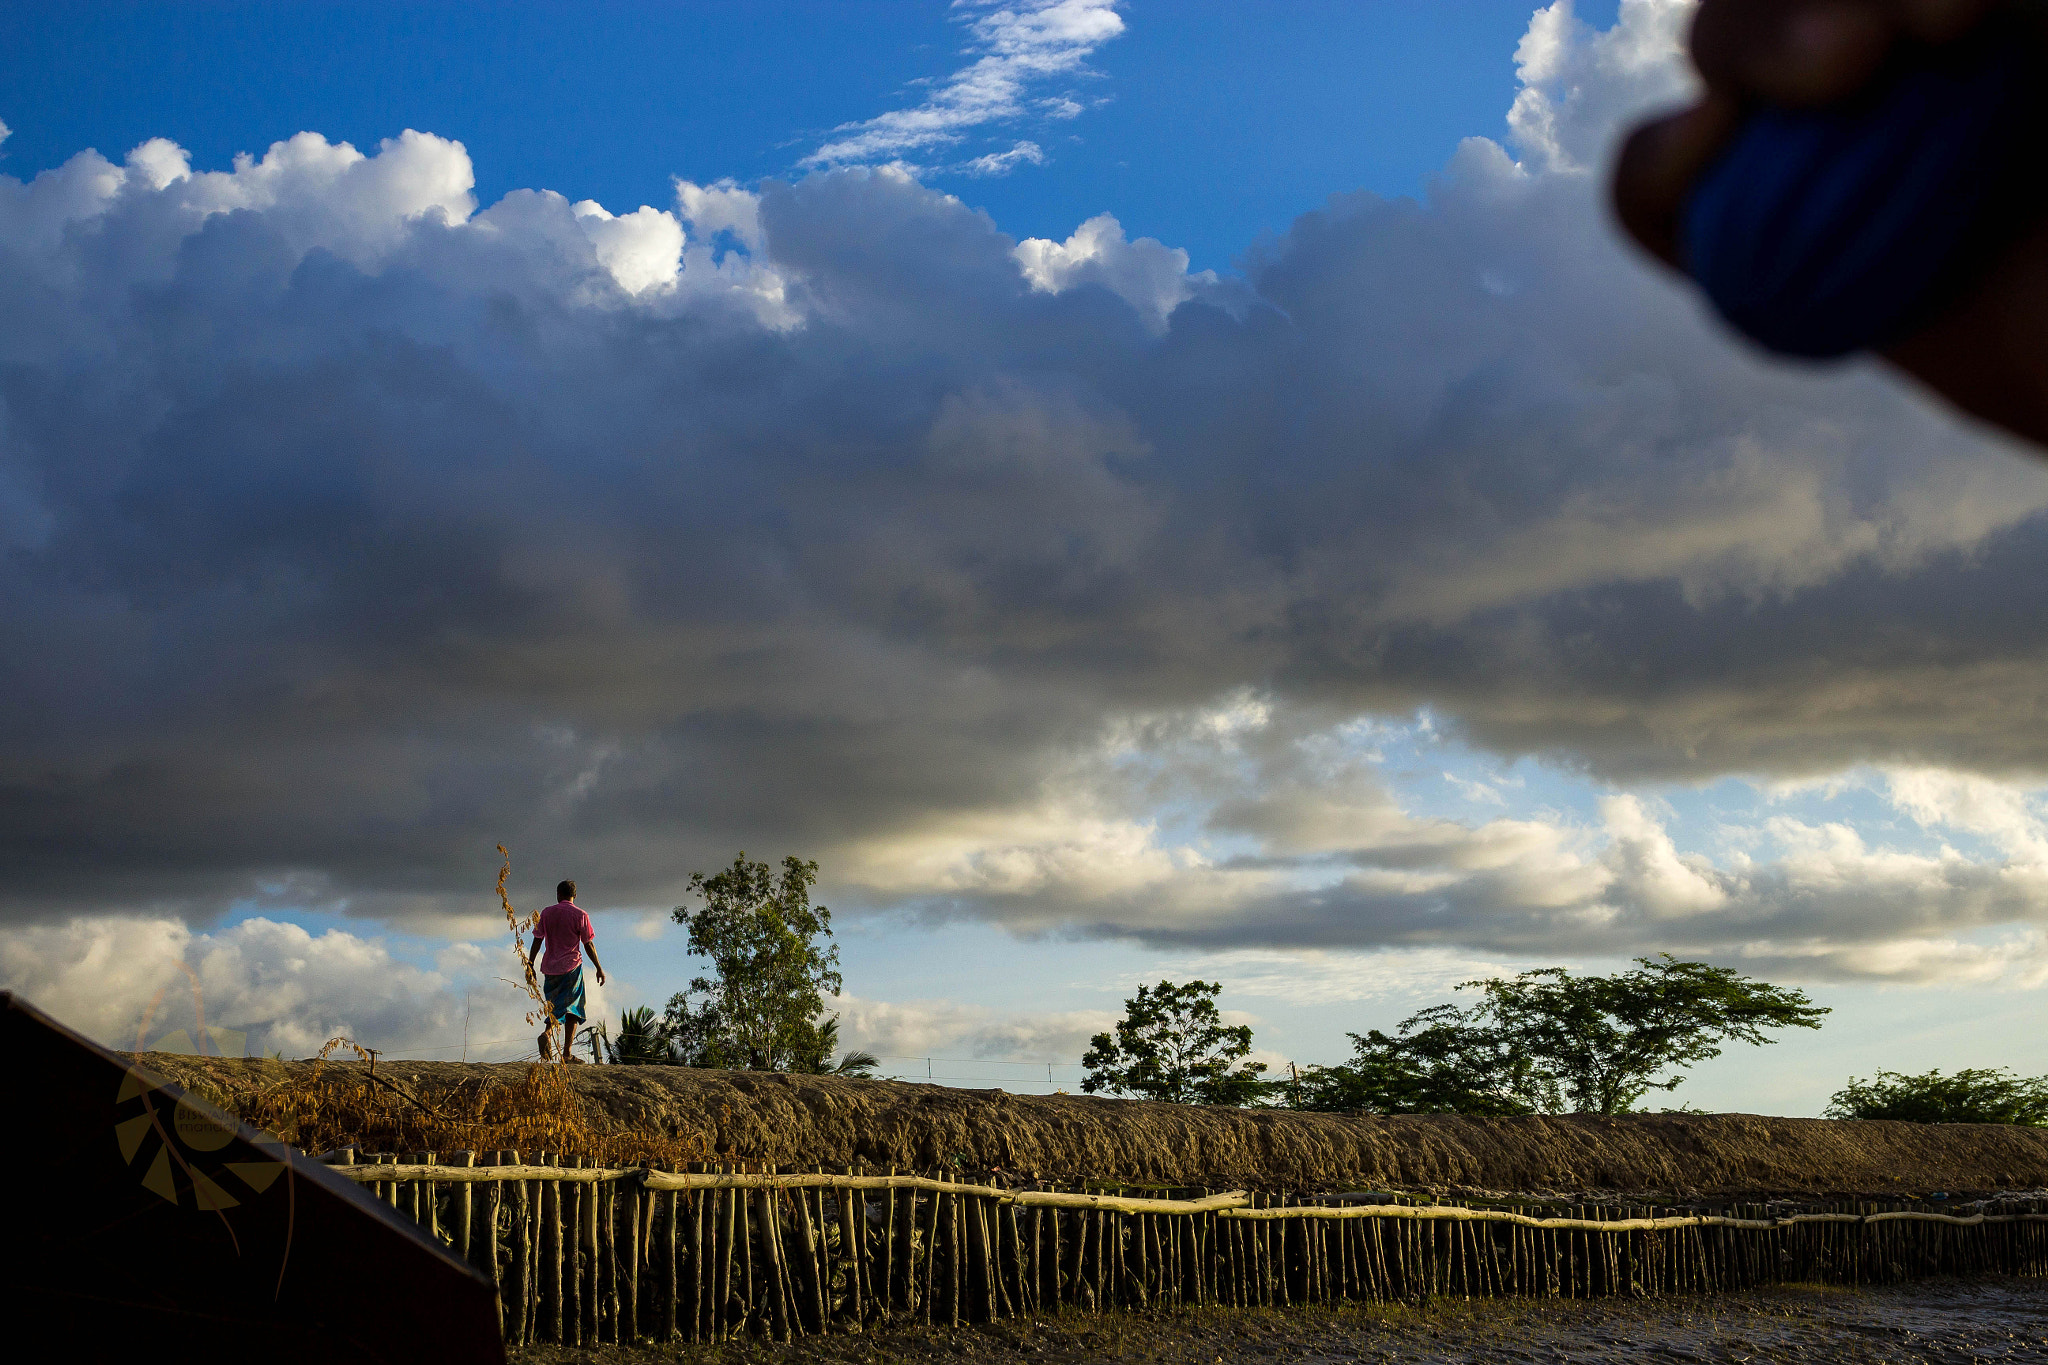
1683 36 2040 359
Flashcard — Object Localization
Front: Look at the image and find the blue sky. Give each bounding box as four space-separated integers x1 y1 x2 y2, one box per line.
4 1 2047 1114
4 0 1614 269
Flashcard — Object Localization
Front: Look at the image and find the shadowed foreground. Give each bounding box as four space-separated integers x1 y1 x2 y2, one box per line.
139 1056 2048 1195
505 1278 2048 1364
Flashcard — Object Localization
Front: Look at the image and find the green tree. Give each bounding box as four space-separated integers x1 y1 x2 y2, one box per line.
1291 1004 1554 1115
789 1016 881 1078
661 853 843 1071
604 1005 680 1065
1463 955 1828 1114
1826 1067 2048 1125
1082 979 1268 1105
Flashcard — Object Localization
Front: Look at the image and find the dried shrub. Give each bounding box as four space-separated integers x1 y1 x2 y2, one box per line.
239 1053 717 1167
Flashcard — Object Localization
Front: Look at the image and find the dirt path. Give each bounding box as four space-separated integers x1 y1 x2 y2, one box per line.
509 1277 2048 1364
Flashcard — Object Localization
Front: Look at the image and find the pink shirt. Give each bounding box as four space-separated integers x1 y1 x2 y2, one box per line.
534 901 594 975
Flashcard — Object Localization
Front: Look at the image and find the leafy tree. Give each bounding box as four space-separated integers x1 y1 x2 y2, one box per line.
1826 1068 2048 1125
604 1005 681 1065
1082 980 1267 1105
1291 1004 1554 1115
661 853 843 1071
1463 955 1828 1114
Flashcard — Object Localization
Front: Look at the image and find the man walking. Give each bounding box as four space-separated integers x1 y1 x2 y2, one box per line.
531 879 606 1062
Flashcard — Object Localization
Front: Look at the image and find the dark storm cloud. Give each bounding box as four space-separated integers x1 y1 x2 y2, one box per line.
5 3 2048 970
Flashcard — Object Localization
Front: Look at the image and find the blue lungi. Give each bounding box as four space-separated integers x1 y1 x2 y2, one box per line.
543 967 586 1024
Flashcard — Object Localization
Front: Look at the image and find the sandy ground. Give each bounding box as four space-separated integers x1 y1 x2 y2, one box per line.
508 1277 2048 1364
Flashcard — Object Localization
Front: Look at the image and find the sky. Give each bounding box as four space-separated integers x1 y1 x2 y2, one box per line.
3 0 2046 1114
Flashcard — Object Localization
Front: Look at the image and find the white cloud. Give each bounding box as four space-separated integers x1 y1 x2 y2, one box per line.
828 993 1113 1066
571 199 683 294
1147 946 1506 1007
805 1 1124 171
1508 0 1695 174
960 140 1046 177
838 698 2048 985
0 916 573 1060
8 0 2048 1008
1013 212 1218 333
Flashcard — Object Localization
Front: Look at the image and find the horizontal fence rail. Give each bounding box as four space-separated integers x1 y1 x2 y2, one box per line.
318 1150 2048 1348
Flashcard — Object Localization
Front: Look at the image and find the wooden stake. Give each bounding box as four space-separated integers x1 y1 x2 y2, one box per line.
661 1176 679 1342
718 1183 737 1339
450 1150 473 1260
921 1181 940 1324
495 1152 518 1344
839 1178 866 1327
882 1170 900 1317
791 1176 826 1332
761 1188 794 1341
546 1153 565 1344
625 1180 641 1341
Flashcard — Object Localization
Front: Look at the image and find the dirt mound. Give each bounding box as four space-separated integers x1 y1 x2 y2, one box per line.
132 1055 2048 1196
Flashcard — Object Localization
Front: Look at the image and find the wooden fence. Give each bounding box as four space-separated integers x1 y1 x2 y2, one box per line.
324 1150 2048 1347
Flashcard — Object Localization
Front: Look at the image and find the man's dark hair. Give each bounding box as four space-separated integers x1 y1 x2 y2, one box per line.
557 879 577 902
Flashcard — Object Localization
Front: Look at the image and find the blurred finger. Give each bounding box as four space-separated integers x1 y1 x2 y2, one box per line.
1693 0 1900 105
1612 94 1745 267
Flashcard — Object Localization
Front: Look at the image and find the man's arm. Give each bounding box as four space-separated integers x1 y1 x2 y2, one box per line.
585 941 606 987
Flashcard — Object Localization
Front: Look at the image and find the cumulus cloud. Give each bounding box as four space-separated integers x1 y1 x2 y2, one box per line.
7 0 2048 997
835 700 2048 986
0 916 564 1058
830 993 1113 1068
804 0 1123 172
1014 213 1221 333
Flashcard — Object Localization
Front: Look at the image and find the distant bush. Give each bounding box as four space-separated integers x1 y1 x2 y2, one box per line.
1826 1068 2048 1125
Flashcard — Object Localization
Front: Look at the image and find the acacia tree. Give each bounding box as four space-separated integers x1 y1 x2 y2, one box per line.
661 853 842 1071
1293 1004 1556 1115
1082 979 1267 1105
1465 955 1828 1114
1289 955 1827 1115
1827 1068 2048 1125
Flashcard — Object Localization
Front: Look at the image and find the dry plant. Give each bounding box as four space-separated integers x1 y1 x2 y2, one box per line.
497 843 561 1052
238 1056 717 1167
